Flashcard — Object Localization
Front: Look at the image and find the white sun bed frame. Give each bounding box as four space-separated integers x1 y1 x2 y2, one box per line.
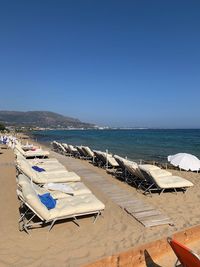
139 167 193 196
17 191 103 234
14 144 50 158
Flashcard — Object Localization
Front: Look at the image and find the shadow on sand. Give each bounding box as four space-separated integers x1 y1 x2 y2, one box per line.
144 250 182 267
144 250 163 267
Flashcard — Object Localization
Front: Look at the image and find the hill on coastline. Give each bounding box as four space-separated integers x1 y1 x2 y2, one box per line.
0 111 95 129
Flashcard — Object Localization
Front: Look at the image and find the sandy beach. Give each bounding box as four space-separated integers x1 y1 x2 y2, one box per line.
1 139 200 267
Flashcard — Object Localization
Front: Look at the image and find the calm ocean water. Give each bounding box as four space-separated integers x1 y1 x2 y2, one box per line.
31 129 200 162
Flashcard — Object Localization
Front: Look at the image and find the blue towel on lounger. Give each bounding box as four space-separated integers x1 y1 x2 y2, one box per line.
38 193 56 209
32 165 45 172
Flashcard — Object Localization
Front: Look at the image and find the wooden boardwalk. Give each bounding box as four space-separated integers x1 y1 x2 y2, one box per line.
51 151 173 227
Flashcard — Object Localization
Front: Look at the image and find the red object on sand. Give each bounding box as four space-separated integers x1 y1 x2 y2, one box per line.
168 237 200 267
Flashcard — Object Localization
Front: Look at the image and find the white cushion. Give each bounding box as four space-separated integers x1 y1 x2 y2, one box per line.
139 164 160 172
82 146 94 157
17 158 81 183
68 182 91 195
147 169 172 178
22 183 50 220
49 194 105 219
154 175 194 189
107 156 119 167
20 179 105 221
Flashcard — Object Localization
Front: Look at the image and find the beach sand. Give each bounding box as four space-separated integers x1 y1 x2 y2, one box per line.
1 141 200 267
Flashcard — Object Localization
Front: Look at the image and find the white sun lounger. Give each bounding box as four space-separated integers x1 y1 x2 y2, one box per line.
140 167 194 195
58 143 68 155
105 154 119 168
28 158 59 164
17 174 92 198
93 150 119 168
81 146 94 159
62 143 71 155
76 146 89 159
51 141 60 152
16 158 81 183
16 154 67 172
27 160 66 172
67 145 78 156
17 180 105 233
14 144 50 158
122 160 163 189
14 152 60 164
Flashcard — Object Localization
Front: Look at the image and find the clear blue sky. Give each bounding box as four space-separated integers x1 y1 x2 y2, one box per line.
0 1 200 128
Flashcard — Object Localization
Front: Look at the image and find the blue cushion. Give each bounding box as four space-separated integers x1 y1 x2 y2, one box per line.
3 138 7 144
32 165 45 172
38 193 56 210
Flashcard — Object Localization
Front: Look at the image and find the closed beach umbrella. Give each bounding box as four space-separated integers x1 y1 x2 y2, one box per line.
168 153 200 171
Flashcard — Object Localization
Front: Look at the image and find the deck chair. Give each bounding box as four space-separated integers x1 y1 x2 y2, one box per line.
51 141 62 152
56 143 67 155
21 144 38 151
68 144 79 157
81 146 95 161
76 146 89 159
16 154 67 172
27 161 66 172
167 237 200 267
16 152 60 165
114 155 127 169
16 158 81 184
62 143 71 156
14 144 50 158
93 150 107 167
140 167 194 195
16 155 67 172
123 161 161 190
123 161 146 185
17 174 92 198
113 155 130 178
105 154 119 169
82 146 94 157
93 150 118 168
17 181 105 233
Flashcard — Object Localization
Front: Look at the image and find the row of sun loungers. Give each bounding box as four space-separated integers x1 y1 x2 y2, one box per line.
52 141 119 168
13 142 105 233
52 141 194 196
114 155 194 195
52 141 94 160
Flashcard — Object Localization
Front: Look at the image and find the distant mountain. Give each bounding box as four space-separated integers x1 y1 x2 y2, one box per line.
0 111 95 129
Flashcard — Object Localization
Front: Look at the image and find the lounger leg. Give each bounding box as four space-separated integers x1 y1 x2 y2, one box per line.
125 177 133 184
93 212 100 223
132 177 140 187
19 208 29 222
48 219 56 231
143 183 154 196
72 216 80 227
23 224 31 235
138 180 144 189
159 189 165 195
22 214 37 235
25 213 37 225
174 188 177 194
124 169 127 180
175 258 180 266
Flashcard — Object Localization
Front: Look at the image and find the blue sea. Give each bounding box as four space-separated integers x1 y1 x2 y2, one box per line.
31 129 200 162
